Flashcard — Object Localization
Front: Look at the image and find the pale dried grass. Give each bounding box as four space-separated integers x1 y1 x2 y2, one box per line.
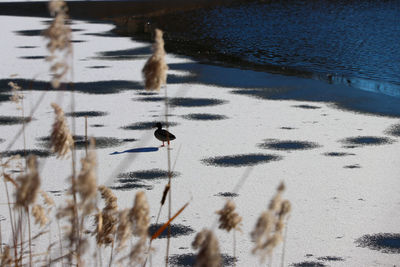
43 0 72 88
142 29 168 91
192 229 221 267
216 200 242 232
50 103 74 158
251 181 292 262
15 156 40 208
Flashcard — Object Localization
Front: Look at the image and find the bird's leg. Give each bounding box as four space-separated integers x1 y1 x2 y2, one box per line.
161 141 165 147
167 139 170 145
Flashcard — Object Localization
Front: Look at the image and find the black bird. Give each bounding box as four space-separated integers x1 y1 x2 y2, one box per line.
154 122 176 147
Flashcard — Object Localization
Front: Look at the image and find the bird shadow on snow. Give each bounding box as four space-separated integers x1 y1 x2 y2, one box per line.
110 147 159 155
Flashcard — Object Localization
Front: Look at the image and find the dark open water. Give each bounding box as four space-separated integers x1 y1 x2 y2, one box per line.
146 0 400 97
1 0 399 98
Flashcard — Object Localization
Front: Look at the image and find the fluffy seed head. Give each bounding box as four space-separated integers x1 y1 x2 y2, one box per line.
43 0 72 88
8 81 23 107
40 190 55 207
251 181 291 262
15 156 40 208
277 181 285 192
192 229 221 267
279 200 292 218
128 236 147 265
32 204 48 227
251 211 273 244
216 200 242 232
50 103 74 158
96 185 118 246
268 193 282 212
129 191 150 237
76 139 97 213
116 209 132 251
142 28 168 91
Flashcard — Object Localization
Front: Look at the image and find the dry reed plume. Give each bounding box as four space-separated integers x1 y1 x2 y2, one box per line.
127 191 150 265
115 209 131 251
8 82 23 109
251 181 292 263
142 29 168 91
216 200 242 232
192 229 221 267
15 156 40 208
32 204 48 227
43 0 72 88
96 185 118 246
50 103 74 158
76 138 97 214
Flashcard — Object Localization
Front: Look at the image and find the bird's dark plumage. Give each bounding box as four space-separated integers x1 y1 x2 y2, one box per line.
154 122 176 146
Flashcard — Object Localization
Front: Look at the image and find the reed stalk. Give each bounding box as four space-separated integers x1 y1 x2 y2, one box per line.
1 172 17 265
26 208 32 267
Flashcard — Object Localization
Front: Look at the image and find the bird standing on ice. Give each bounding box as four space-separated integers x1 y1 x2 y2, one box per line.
154 122 176 147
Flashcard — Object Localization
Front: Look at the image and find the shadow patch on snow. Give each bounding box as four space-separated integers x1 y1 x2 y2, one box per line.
169 253 237 267
355 233 400 253
135 96 164 102
41 19 74 25
259 139 320 151
0 139 4 144
95 46 151 60
316 256 344 262
117 169 179 180
0 79 142 94
14 28 82 37
37 135 128 149
48 190 64 196
215 192 239 198
292 104 321 109
90 124 104 128
19 56 46 60
280 126 296 130
384 123 400 137
122 138 137 142
13 29 45 36
83 31 123 38
181 113 228 121
170 97 227 107
71 40 86 43
86 65 110 69
340 136 395 147
65 111 108 118
290 261 326 267
16 45 37 49
121 121 178 130
111 169 178 191
322 152 355 157
0 116 32 125
136 97 227 107
344 164 361 169
0 149 52 158
148 223 194 239
110 182 153 191
202 154 282 167
136 91 158 96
